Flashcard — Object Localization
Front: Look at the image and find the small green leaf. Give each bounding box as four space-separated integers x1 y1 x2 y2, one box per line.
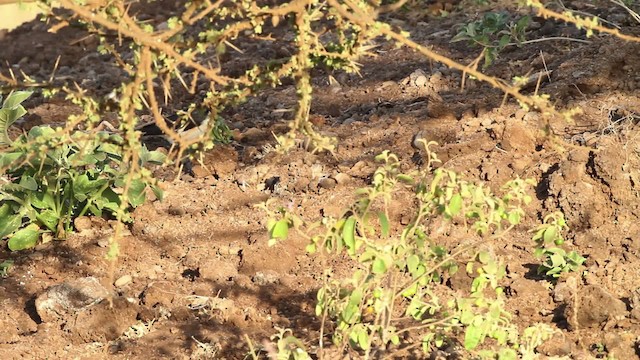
377 212 389 238
464 323 482 350
343 216 356 255
151 185 164 201
357 330 370 350
0 152 22 167
448 193 463 216
372 257 387 274
36 209 59 232
19 176 37 191
478 251 491 264
343 289 362 323
139 147 167 165
543 227 557 244
0 204 21 239
8 224 40 251
305 243 317 253
507 211 521 225
30 190 56 210
407 254 420 275
127 179 146 207
2 91 32 109
396 174 414 184
498 34 510 49
270 219 289 240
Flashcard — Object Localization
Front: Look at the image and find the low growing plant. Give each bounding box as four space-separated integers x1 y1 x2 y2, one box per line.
0 91 166 251
452 12 530 68
531 212 585 279
262 141 558 358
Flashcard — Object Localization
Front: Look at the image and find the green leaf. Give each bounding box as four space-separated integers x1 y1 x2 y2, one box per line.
0 152 22 168
127 179 146 207
447 193 462 216
357 330 370 350
139 146 167 165
8 224 40 251
30 190 56 210
73 174 95 201
150 184 164 201
0 204 21 238
396 174 414 184
343 216 356 255
372 257 387 274
19 176 37 191
402 283 418 297
407 254 420 275
94 188 121 214
3 91 32 109
305 243 317 253
478 251 491 264
543 227 557 244
507 211 521 225
377 212 389 238
36 209 59 232
343 289 362 323
270 219 289 240
498 348 517 360
498 34 510 49
464 323 483 350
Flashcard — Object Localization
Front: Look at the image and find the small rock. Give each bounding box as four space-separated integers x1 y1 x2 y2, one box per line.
318 177 337 189
414 74 428 87
522 111 541 124
74 216 92 232
97 238 110 248
514 109 527 120
157 21 169 31
191 165 211 178
241 127 269 144
29 252 44 261
501 120 536 153
428 71 444 87
407 69 428 88
553 281 573 303
35 277 110 323
167 205 185 216
114 275 132 287
334 173 351 185
536 331 574 357
252 271 280 286
34 243 53 251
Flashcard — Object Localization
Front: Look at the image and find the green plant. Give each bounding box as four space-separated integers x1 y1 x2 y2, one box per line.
0 91 31 146
531 212 586 279
452 12 530 68
269 327 311 360
262 142 557 358
0 91 165 251
0 259 13 277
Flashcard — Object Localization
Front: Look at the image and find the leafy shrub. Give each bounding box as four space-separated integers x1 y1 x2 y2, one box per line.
531 212 585 279
0 91 165 251
263 141 557 357
452 12 530 68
